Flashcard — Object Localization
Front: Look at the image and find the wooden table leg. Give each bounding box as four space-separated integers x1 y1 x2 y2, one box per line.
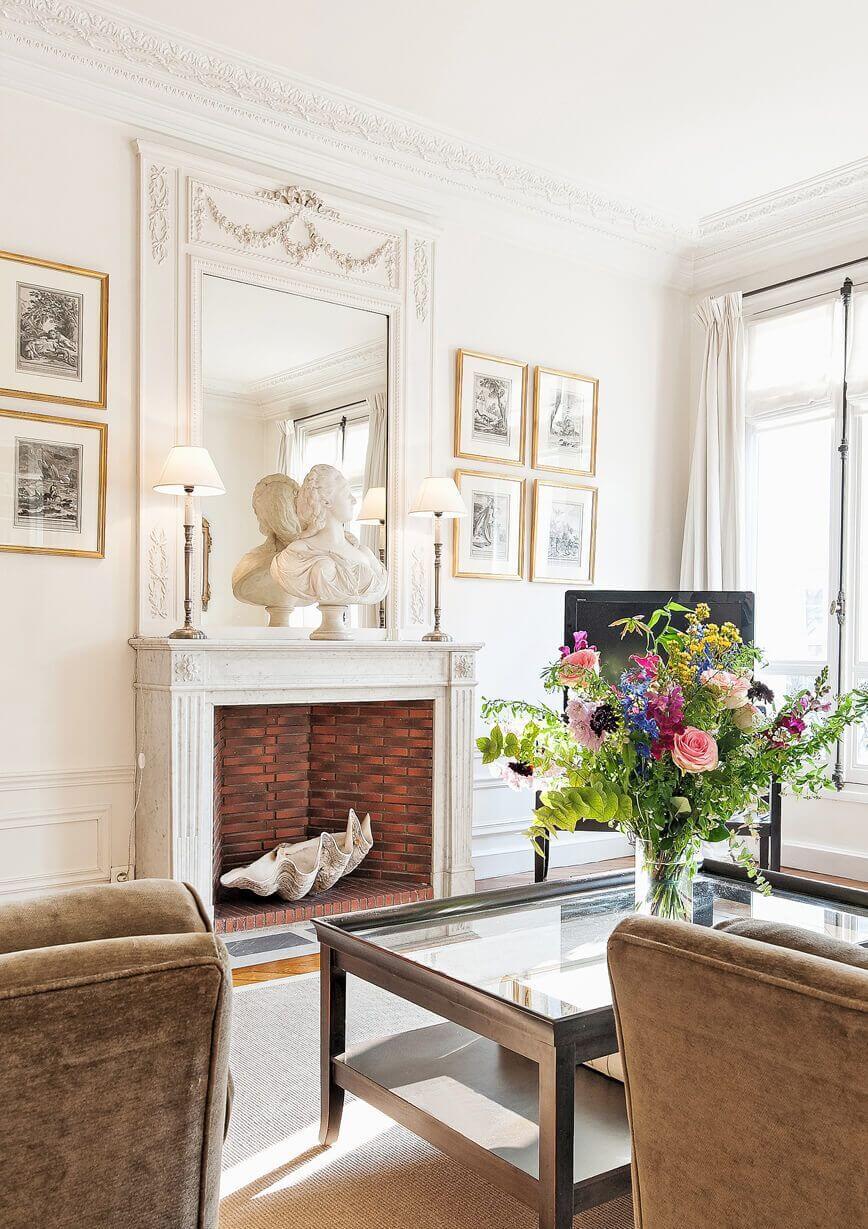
538 1042 575 1229
319 941 346 1146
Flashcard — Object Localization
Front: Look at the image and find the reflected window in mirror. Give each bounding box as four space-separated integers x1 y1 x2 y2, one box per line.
200 273 388 632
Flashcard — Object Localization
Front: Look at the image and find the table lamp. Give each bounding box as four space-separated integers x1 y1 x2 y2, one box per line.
154 445 225 639
409 476 467 642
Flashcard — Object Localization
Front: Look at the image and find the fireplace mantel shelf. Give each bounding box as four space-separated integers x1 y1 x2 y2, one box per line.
130 636 482 919
130 637 483 652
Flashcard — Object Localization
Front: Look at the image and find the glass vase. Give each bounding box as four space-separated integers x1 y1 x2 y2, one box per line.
633 837 700 921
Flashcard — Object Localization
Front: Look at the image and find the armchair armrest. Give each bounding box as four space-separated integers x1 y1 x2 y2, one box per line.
0 878 210 957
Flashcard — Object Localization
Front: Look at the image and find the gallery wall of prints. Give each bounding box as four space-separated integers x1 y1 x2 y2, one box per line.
452 348 598 586
0 253 108 561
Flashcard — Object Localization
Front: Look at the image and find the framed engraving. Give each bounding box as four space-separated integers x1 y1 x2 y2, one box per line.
453 468 525 580
0 251 108 409
0 408 107 557
530 479 596 584
454 349 527 465
532 366 598 476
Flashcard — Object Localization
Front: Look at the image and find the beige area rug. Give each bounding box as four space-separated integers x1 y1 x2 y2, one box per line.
220 972 633 1229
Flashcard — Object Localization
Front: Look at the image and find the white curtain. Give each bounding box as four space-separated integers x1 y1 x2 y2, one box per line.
361 392 387 626
276 418 300 479
680 292 746 590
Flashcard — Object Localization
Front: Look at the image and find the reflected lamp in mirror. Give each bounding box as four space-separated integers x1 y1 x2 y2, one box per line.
358 485 387 553
357 485 387 524
154 445 225 640
410 476 467 642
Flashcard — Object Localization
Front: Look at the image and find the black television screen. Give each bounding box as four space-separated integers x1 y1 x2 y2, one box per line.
564 590 755 686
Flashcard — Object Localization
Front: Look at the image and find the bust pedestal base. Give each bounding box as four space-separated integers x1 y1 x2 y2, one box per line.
310 604 351 640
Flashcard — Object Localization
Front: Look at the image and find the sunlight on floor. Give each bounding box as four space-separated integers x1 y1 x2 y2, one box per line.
221 1101 392 1200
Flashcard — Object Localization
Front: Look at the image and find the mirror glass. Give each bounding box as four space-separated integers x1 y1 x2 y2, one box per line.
200 274 388 630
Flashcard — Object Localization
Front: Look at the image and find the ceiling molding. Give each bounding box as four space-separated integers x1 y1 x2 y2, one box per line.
3 1 866 294
693 156 868 289
204 339 387 417
0 0 690 254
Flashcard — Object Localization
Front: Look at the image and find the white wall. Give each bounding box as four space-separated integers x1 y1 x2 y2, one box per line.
0 88 692 894
436 226 691 876
0 94 137 893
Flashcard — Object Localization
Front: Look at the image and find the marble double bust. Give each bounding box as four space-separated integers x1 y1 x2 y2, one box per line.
232 463 388 639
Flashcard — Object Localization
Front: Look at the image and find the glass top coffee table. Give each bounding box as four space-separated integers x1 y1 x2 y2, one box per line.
313 862 868 1229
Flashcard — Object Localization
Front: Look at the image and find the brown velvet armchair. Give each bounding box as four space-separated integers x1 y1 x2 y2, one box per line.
0 879 232 1229
608 913 868 1229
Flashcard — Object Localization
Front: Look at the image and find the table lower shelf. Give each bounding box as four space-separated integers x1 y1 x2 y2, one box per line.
336 1019 631 1211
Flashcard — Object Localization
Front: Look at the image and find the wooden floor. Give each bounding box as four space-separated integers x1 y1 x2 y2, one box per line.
231 858 868 987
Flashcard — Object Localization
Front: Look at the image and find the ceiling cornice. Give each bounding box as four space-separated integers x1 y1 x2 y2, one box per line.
3 0 867 294
0 0 690 252
204 339 387 416
693 156 868 289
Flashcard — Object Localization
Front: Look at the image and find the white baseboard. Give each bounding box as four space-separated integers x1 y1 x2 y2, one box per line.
781 839 868 884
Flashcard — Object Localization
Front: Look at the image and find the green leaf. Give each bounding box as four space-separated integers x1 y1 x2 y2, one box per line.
671 796 691 815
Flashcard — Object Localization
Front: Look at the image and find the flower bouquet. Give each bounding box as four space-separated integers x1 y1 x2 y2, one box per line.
478 601 868 918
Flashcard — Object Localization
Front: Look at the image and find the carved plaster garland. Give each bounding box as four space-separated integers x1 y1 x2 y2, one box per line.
147 525 168 619
413 239 430 322
190 181 398 280
409 544 427 625
146 164 169 263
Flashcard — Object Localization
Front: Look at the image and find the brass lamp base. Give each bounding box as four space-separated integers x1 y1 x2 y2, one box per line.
169 626 207 640
422 629 452 642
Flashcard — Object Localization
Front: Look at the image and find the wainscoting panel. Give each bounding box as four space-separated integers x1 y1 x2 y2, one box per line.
0 766 135 898
471 755 630 880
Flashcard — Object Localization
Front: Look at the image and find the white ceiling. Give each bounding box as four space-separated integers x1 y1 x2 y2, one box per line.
202 276 385 387
116 0 868 224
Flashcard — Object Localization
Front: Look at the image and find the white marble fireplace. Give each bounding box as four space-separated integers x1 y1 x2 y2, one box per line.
131 638 480 918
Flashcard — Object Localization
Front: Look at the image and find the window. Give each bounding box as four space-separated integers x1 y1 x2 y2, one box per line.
745 282 868 786
290 404 371 628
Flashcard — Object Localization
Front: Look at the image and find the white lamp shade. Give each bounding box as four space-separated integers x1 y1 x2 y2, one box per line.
153 446 225 496
357 486 387 523
410 476 467 518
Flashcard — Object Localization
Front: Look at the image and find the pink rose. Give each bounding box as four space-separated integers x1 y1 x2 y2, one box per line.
701 669 750 710
732 703 758 732
558 648 600 685
671 727 719 773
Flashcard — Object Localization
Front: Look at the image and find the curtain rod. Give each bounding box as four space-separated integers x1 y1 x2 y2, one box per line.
291 399 367 425
743 257 868 300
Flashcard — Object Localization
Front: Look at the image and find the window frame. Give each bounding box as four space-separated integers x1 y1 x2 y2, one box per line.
744 285 867 788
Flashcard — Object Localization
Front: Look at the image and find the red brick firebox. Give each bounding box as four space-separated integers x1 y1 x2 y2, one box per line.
213 700 434 931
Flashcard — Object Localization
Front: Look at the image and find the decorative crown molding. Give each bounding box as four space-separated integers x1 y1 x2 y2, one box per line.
204 339 387 414
0 0 690 255
694 155 868 288
4 0 866 290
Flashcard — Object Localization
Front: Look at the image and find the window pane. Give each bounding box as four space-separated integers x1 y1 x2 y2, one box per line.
759 672 818 710
854 677 868 769
753 415 832 663
746 303 835 408
343 418 370 481
858 415 868 663
302 425 340 468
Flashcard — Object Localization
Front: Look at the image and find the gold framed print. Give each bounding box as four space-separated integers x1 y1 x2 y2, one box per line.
453 468 525 581
532 366 598 476
530 479 596 584
0 408 107 558
0 250 108 409
454 349 527 465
